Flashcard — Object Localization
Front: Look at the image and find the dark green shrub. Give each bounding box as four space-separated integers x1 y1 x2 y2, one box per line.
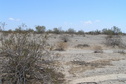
35 25 46 33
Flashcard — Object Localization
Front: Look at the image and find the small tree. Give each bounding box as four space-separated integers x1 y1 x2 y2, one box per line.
46 29 53 33
77 30 85 35
102 28 114 35
14 23 27 33
53 27 62 34
15 27 22 32
88 30 101 35
26 28 34 33
111 26 122 35
102 26 122 35
67 28 76 34
35 26 46 33
0 22 7 31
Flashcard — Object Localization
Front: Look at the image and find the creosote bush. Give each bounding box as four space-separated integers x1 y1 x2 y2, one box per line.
60 35 70 42
76 44 90 48
0 33 64 84
105 35 125 48
55 42 68 51
93 46 103 53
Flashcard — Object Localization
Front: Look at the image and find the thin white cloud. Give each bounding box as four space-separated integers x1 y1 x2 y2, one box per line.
84 20 93 25
82 20 101 25
8 17 20 21
9 18 15 21
94 20 101 23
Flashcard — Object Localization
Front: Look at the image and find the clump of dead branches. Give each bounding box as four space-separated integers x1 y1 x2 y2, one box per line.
0 33 64 84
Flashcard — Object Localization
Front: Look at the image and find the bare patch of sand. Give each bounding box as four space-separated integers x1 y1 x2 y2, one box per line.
69 74 126 84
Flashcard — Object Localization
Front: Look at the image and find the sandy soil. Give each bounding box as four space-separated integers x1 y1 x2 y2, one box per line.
1 34 126 84
47 34 126 84
69 74 126 84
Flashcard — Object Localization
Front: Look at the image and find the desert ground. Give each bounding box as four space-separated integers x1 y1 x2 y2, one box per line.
46 34 126 84
0 34 126 84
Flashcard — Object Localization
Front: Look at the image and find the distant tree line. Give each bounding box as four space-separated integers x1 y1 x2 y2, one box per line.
0 22 125 35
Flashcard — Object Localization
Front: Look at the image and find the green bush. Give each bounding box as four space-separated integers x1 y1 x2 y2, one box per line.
102 26 122 35
36 25 46 33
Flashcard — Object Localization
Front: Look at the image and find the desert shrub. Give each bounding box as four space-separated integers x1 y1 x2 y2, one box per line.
87 30 101 35
15 27 23 33
67 28 76 34
55 42 68 51
26 28 34 33
105 35 124 48
60 35 70 42
0 33 64 84
102 26 122 35
14 23 28 33
93 46 103 53
77 82 97 84
76 44 90 48
0 22 6 31
77 30 85 35
117 50 126 54
94 50 103 53
53 28 62 34
46 29 53 33
102 28 114 35
35 25 46 33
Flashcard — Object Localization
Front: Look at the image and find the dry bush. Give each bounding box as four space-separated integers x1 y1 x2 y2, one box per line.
55 42 68 51
59 35 70 42
105 35 125 48
93 46 103 53
76 44 90 48
77 82 97 84
116 50 126 55
0 33 65 84
69 58 120 74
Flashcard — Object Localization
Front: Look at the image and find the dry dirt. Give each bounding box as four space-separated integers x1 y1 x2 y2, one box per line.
46 34 126 84
1 34 126 84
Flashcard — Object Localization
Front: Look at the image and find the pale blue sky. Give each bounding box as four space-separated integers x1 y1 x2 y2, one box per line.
0 0 126 32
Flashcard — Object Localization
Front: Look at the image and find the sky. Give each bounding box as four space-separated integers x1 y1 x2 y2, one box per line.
0 0 126 32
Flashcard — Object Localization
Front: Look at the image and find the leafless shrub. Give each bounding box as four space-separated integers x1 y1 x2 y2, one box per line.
77 30 85 35
105 35 125 48
94 50 103 53
116 50 126 54
93 46 103 53
77 82 97 84
76 44 90 48
0 33 65 84
60 35 70 42
55 42 68 51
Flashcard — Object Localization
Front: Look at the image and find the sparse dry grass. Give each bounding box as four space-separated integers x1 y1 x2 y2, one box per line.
69 58 121 75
